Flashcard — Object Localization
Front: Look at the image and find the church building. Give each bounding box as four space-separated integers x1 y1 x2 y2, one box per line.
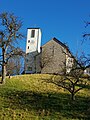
25 28 73 74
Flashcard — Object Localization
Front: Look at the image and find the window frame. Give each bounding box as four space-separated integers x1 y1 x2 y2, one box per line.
31 30 35 38
28 46 29 49
28 67 32 71
28 40 30 43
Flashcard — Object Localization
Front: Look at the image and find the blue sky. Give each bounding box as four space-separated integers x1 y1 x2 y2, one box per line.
0 0 90 56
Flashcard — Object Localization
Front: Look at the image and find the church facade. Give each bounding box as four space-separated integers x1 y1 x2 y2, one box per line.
25 28 73 74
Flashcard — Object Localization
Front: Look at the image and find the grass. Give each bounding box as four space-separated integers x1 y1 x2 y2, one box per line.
0 74 90 120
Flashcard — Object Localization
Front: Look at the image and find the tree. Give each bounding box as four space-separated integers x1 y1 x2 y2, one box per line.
6 58 15 76
42 49 89 101
41 19 90 101
41 47 53 69
6 56 24 76
81 19 90 73
83 21 90 38
0 12 24 83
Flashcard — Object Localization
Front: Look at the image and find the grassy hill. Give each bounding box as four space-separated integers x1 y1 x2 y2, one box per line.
0 74 90 120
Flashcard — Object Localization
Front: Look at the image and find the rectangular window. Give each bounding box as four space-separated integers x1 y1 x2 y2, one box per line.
28 46 29 49
31 30 35 38
28 67 32 71
28 40 30 43
26 59 28 62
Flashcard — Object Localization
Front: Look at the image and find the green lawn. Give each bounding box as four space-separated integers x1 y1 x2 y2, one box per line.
0 74 90 120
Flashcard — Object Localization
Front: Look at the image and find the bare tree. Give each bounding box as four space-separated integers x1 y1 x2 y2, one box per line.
40 19 90 101
14 56 23 75
41 47 53 69
0 12 24 83
42 47 89 101
83 21 90 38
6 58 15 76
81 19 90 72
6 56 24 76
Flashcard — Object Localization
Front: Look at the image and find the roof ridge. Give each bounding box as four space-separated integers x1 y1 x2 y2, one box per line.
42 37 70 52
52 37 68 48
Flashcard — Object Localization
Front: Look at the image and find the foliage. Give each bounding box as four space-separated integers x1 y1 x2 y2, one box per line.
0 74 90 120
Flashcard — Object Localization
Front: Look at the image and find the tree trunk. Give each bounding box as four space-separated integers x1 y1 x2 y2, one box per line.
1 48 6 84
71 92 75 101
1 64 6 83
71 85 75 101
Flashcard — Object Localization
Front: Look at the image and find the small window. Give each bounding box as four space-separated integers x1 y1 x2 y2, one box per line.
28 67 32 71
26 59 28 62
31 30 35 38
28 40 30 43
28 46 29 49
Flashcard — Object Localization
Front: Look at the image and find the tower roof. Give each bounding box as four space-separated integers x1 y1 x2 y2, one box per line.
27 27 40 29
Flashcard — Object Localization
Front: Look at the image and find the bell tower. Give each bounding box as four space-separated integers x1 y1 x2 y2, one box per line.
26 28 41 53
25 28 41 73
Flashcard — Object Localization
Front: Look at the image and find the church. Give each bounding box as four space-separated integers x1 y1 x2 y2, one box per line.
25 28 73 74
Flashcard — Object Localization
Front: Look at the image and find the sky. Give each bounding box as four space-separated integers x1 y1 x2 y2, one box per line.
0 0 90 56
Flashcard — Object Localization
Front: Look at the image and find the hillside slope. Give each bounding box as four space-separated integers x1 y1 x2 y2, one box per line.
0 74 90 120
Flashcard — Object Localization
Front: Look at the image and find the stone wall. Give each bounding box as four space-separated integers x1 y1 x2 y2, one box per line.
41 39 66 74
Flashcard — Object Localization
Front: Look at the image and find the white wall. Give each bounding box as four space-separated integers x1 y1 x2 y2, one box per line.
26 28 41 54
66 54 73 73
25 28 41 73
